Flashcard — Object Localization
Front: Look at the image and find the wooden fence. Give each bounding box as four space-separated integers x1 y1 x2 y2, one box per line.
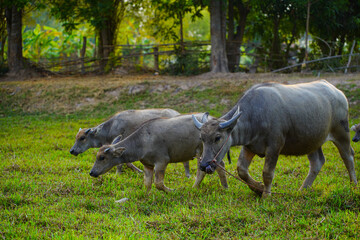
32 41 360 75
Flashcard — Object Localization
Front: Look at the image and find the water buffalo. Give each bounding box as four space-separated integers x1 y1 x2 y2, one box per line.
351 124 360 142
193 80 357 197
70 109 196 177
90 114 229 193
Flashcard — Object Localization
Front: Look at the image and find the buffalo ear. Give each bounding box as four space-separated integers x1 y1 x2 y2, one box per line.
112 135 123 144
114 147 126 157
85 128 99 136
351 125 356 132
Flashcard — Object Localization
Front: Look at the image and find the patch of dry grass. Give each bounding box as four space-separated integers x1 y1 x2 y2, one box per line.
1 73 360 118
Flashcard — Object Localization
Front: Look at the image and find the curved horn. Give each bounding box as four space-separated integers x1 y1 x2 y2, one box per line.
219 107 242 129
85 128 91 134
193 114 203 130
104 147 111 153
78 128 82 132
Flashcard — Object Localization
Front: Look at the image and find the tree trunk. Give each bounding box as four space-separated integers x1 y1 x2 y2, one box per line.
270 16 282 70
179 11 185 54
226 0 249 72
0 7 6 64
284 20 297 63
5 5 24 74
80 36 87 74
226 0 236 71
0 37 5 63
98 21 115 73
209 0 228 73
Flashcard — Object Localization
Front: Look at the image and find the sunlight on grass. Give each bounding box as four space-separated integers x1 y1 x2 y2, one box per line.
1 75 360 238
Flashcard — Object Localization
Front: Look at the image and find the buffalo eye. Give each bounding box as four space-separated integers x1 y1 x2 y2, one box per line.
215 135 221 143
99 155 105 161
79 136 86 141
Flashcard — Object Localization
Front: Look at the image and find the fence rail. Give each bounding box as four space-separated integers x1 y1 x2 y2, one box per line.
30 41 360 75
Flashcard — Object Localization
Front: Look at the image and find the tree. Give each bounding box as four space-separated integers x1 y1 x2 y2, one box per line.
0 3 7 65
2 0 46 75
50 0 126 72
209 0 228 73
310 0 360 56
4 1 25 74
226 0 250 72
149 0 203 45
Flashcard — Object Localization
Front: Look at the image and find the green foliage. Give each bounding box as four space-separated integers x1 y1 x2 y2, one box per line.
162 46 210 76
144 0 205 42
22 23 95 61
183 10 210 41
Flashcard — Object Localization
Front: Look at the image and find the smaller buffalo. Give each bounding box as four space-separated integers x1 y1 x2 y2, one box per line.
70 109 190 175
90 114 229 193
351 123 360 142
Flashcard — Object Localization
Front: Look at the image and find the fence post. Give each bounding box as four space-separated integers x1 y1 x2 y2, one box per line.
153 46 159 72
345 40 356 74
80 36 87 74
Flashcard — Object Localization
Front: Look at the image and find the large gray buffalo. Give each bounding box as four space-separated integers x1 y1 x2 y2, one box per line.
90 114 229 193
193 80 357 198
69 109 196 176
351 123 360 142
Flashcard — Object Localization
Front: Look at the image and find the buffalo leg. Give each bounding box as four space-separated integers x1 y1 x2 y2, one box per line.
215 161 228 188
332 128 358 185
183 161 191 178
262 150 279 198
300 148 325 190
154 163 173 193
143 165 154 193
126 163 143 173
237 147 264 195
193 158 206 188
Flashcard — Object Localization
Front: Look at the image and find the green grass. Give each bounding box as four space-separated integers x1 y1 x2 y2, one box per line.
1 75 360 239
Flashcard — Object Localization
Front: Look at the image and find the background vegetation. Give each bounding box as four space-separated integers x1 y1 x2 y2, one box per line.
1 74 360 239
2 0 360 76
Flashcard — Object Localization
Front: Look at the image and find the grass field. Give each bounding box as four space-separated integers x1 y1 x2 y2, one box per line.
1 73 360 239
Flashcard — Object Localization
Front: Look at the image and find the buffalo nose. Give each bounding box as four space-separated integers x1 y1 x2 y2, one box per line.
70 149 79 156
205 165 215 174
353 137 359 142
89 171 96 177
199 161 208 172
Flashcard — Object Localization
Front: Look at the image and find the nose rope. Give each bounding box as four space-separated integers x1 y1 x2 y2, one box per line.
209 134 282 195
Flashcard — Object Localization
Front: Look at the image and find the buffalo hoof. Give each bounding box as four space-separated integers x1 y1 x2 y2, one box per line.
262 191 271 198
248 182 264 196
